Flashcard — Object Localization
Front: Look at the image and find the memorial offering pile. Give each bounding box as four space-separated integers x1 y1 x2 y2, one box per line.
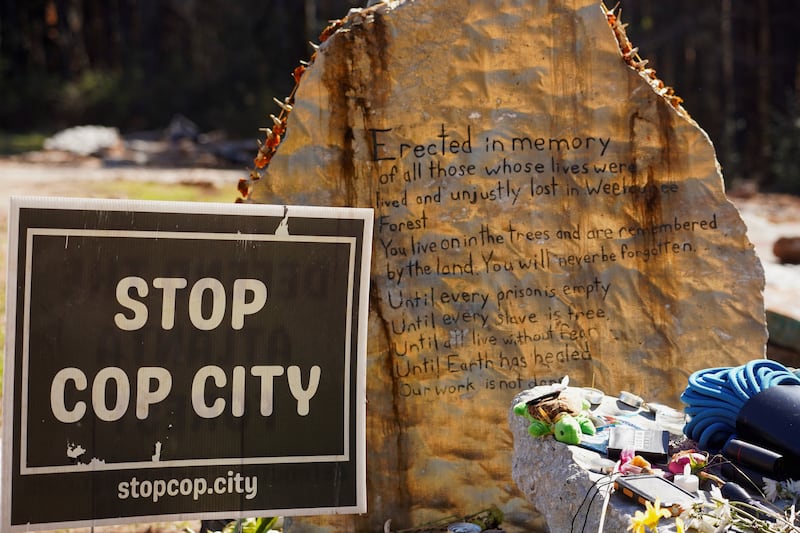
512 360 800 532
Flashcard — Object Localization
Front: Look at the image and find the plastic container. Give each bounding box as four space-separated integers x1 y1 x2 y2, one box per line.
655 406 686 436
581 387 604 405
722 438 788 479
447 523 481 533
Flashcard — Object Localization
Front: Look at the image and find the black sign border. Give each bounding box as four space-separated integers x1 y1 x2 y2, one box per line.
1 197 372 531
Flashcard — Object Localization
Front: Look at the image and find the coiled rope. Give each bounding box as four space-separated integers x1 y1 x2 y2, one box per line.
680 360 800 450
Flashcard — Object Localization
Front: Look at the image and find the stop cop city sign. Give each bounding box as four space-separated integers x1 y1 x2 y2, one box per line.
1 196 372 531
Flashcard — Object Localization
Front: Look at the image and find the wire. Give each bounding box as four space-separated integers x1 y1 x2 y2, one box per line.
571 477 601 533
570 475 617 533
680 360 800 450
596 474 617 533
580 484 604 533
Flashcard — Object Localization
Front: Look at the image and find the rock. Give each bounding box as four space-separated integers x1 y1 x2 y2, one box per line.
164 114 200 142
43 125 121 156
509 389 683 533
773 236 800 264
247 0 765 530
510 416 624 532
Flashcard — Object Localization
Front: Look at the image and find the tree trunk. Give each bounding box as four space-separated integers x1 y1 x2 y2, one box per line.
756 0 771 187
720 0 737 182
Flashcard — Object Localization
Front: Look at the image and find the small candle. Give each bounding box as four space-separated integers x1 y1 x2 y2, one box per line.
674 463 699 493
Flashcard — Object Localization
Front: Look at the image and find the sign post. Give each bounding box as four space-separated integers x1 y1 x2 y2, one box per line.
2 196 372 531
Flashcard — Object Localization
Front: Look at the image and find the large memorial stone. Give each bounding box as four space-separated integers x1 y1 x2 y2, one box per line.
246 0 766 530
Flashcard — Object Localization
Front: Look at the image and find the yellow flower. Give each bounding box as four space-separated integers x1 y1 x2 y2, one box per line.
628 498 672 532
675 517 685 533
628 510 648 533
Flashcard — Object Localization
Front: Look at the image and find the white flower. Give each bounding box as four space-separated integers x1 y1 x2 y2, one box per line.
684 516 717 533
683 479 800 532
677 489 737 533
679 506 714 533
765 477 800 504
764 478 780 502
708 484 724 502
783 479 800 497
704 486 733 530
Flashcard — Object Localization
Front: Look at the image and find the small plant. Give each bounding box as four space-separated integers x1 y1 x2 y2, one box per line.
200 517 280 533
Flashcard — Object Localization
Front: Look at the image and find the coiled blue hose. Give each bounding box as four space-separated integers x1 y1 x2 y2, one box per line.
680 360 800 450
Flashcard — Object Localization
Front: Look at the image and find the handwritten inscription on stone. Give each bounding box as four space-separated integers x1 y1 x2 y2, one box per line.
369 123 720 398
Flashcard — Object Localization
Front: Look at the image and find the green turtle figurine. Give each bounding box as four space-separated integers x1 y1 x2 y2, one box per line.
514 388 596 445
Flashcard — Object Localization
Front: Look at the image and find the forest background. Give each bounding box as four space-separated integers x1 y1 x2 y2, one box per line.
1 0 799 194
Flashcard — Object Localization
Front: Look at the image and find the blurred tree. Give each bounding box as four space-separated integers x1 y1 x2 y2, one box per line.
621 0 800 193
0 0 798 192
0 0 360 135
